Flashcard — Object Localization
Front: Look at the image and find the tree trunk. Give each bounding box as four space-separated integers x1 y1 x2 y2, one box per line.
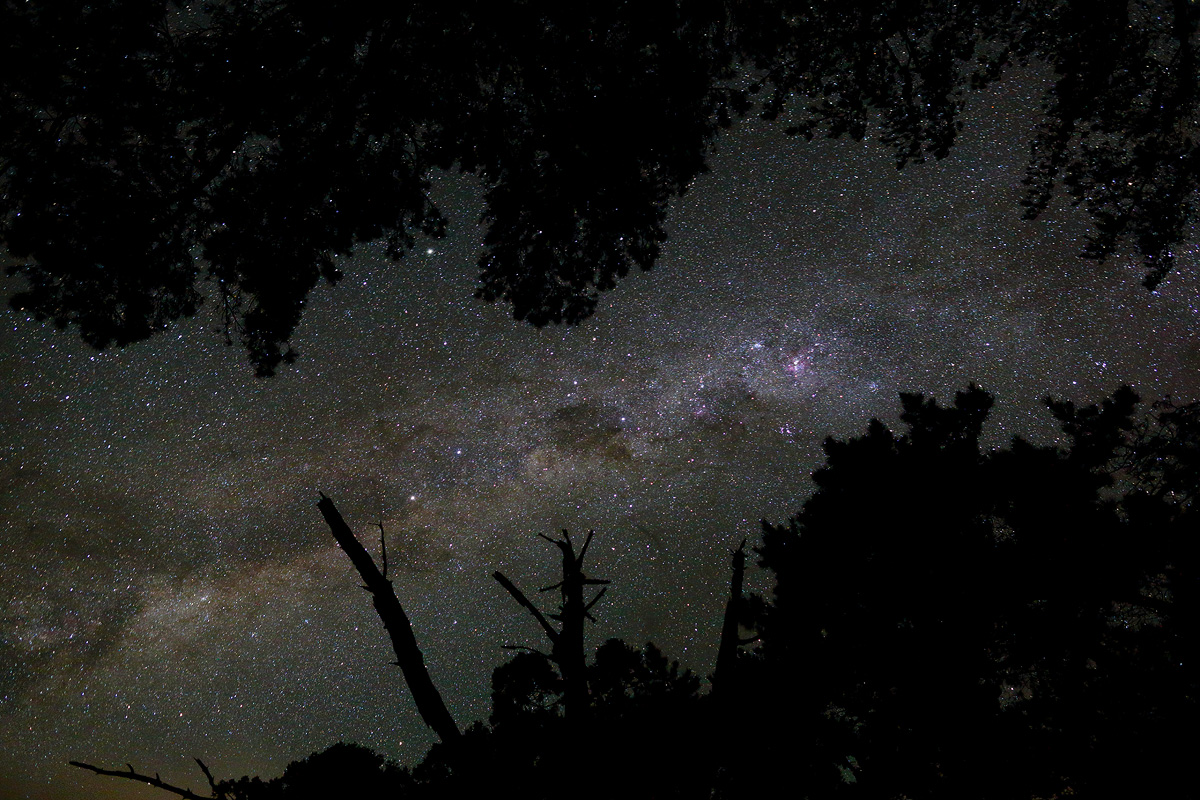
494 529 608 723
553 532 592 721
317 493 460 743
711 539 747 700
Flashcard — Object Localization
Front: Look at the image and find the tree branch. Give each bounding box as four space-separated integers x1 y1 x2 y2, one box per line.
376 520 388 579
317 493 460 743
583 585 608 614
502 644 550 658
577 529 596 564
69 761 218 800
195 759 219 797
494 570 559 642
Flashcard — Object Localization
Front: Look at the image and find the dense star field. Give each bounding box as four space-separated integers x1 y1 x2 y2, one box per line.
2 79 1198 799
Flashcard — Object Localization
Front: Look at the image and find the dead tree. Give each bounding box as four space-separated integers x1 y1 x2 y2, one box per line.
711 538 749 700
703 539 760 795
317 493 460 743
70 496 461 798
493 529 610 721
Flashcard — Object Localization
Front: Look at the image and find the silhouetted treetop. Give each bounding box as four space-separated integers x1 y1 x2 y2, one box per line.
2 0 737 373
744 0 1199 289
4 1 1197 372
751 384 1197 798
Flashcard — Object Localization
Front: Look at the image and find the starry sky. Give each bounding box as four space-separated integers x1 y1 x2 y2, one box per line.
2 73 1198 800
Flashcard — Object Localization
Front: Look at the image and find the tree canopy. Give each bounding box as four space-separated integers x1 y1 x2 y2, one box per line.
3 0 1197 372
751 384 1196 798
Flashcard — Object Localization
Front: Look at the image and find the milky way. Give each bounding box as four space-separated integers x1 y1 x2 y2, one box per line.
2 78 1198 800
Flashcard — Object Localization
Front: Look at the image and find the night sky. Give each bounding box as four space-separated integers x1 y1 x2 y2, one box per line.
2 74 1198 800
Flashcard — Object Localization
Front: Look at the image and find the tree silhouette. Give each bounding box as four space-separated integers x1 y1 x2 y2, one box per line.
710 538 751 703
410 529 712 799
71 512 746 798
752 384 1196 798
316 493 460 743
5 2 1198 372
489 649 564 731
493 529 610 723
751 386 1002 797
990 388 1197 799
75 742 411 800
268 742 411 800
1017 0 1199 290
1 1 737 373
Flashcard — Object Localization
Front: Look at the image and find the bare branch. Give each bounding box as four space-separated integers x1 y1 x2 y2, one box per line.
494 570 559 642
195 759 218 797
69 761 217 800
502 644 550 658
577 529 596 563
583 585 608 614
376 520 388 579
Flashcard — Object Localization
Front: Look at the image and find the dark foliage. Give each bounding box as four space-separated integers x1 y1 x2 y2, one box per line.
5 2 1197 372
753 384 1196 798
737 0 1200 289
1 0 737 373
213 742 413 800
424 638 708 800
